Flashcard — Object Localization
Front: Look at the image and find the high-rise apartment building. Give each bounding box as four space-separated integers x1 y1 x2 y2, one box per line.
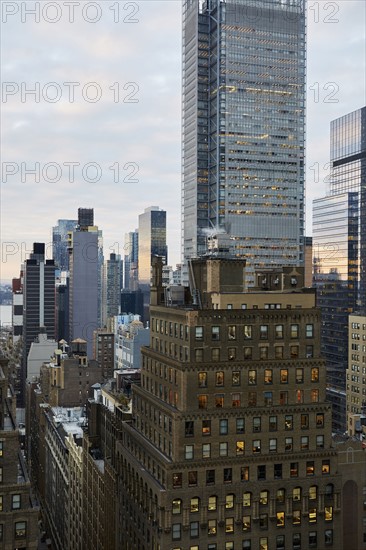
347 314 366 435
182 0 306 283
313 106 366 431
52 219 78 272
101 253 122 326
22 243 56 404
117 257 345 549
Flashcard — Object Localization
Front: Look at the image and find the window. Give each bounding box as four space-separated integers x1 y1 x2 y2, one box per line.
306 324 314 338
202 419 211 436
276 488 285 503
260 537 268 550
296 368 304 383
269 416 277 431
228 347 237 360
259 347 268 360
220 442 228 457
296 389 304 403
228 326 236 340
190 497 199 513
232 393 241 407
275 346 284 359
0 442 3 457
202 444 211 458
306 345 314 358
291 324 299 338
225 517 234 533
188 471 197 486
293 510 301 525
285 437 293 452
14 521 26 540
236 418 245 433
274 463 282 479
322 460 330 474
220 419 228 435
185 445 194 460
325 483 334 497
244 325 252 339
216 371 224 386
309 531 317 547
259 513 268 529
311 368 319 382
208 496 217 511
325 506 333 521
185 421 194 437
253 417 261 432
224 468 232 483
241 466 249 481
211 348 220 361
269 438 277 452
309 485 317 500
311 389 319 402
236 441 245 455
275 325 284 339
263 391 273 405
309 508 317 523
244 347 252 360
195 326 203 340
257 465 266 480
260 490 269 505
280 369 288 384
195 348 203 362
226 494 234 509
173 473 182 488
198 395 207 409
208 519 217 535
260 325 268 339
276 535 285 550
301 414 309 429
276 512 285 527
248 370 256 385
290 462 298 477
226 543 234 550
290 345 299 358
293 487 301 501
316 413 324 427
301 436 309 450
206 470 215 485
243 492 252 507
264 369 272 384
279 391 288 405
242 515 251 531
198 372 207 387
253 440 261 453
285 415 293 430
215 394 224 408
307 461 315 476
232 371 240 385
316 435 324 448
211 326 220 340
248 392 257 406
325 529 333 545
172 499 182 514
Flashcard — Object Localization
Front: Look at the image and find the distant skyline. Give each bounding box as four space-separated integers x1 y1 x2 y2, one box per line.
1 0 365 281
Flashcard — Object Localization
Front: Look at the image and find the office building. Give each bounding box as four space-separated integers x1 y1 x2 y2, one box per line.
313 107 366 431
124 230 139 291
117 256 346 549
22 243 56 405
52 219 78 272
138 207 167 286
101 253 122 326
347 314 366 435
182 0 306 284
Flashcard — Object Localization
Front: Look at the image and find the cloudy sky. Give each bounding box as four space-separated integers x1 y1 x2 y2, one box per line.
1 0 365 281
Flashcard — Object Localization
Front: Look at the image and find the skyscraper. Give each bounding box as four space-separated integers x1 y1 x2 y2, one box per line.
123 230 139 290
138 207 167 287
313 106 366 431
52 219 77 271
101 252 122 325
182 0 306 284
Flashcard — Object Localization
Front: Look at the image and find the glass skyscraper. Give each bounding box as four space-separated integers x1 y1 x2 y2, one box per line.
182 0 306 284
313 106 366 431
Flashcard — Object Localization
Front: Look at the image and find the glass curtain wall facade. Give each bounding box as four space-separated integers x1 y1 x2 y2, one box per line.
182 0 306 285
138 207 167 287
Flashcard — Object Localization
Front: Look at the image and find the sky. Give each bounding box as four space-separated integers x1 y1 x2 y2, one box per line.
1 0 365 282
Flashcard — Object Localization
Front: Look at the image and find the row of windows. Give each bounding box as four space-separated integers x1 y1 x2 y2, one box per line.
197 388 320 409
195 323 314 341
171 508 333 540
0 521 27 541
0 494 21 511
172 460 331 488
171 485 334 514
184 413 325 437
195 344 313 361
197 367 319 387
183 434 325 459
171 529 334 550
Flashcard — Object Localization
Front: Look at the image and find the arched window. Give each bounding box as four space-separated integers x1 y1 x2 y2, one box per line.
225 494 235 509
325 483 334 497
309 485 317 500
276 488 285 503
260 490 269 505
172 498 182 514
243 492 252 507
208 495 217 511
292 487 301 501
190 497 200 513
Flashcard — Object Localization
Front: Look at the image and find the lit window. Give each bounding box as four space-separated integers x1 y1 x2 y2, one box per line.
226 494 234 509
260 537 268 550
241 467 249 481
292 510 301 525
228 326 236 340
307 461 315 476
308 508 317 523
325 506 333 521
225 517 234 533
14 521 26 540
208 496 217 511
0 442 3 457
172 499 182 514
322 460 330 474
208 519 217 535
252 440 261 454
311 368 319 382
316 413 324 427
216 371 224 386
198 372 207 387
301 436 309 450
244 325 252 339
232 393 241 407
293 487 301 501
259 490 268 505
232 371 240 385
285 415 293 430
243 492 252 507
215 394 224 408
264 369 272 384
236 441 245 455
248 370 256 385
280 369 288 383
198 395 207 409
190 497 199 513
276 512 285 527
276 488 285 503
309 485 317 500
202 420 211 436
242 515 251 531
311 389 319 402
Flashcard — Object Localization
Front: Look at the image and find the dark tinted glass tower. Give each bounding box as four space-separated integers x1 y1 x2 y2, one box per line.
52 219 77 271
313 106 366 432
182 0 306 285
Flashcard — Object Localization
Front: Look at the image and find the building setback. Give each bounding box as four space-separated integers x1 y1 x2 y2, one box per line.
182 0 306 283
116 257 348 549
